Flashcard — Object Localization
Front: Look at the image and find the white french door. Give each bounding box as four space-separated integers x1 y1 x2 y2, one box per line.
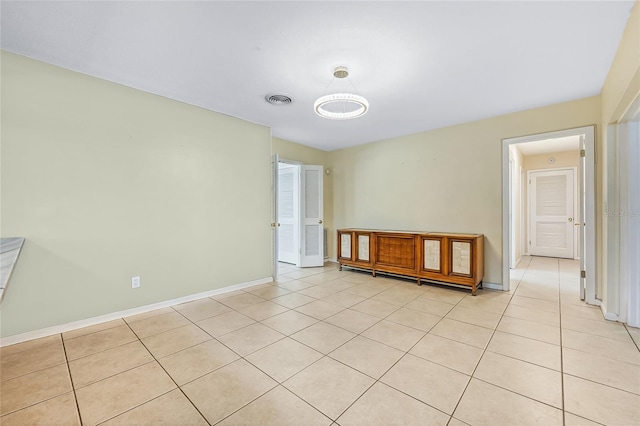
578 136 587 300
616 100 640 327
272 154 280 279
299 165 324 267
277 163 299 265
529 169 575 259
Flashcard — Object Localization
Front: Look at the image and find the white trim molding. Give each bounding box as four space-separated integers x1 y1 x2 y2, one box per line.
482 282 503 291
0 276 273 347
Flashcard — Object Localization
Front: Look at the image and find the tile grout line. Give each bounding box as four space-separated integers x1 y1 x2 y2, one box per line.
624 324 640 352
364 278 495 424
234 274 440 422
323 270 528 423
557 258 567 426
443 257 530 423
60 333 85 426
326 276 483 424
206 268 342 424
0 341 75 384
447 255 532 423
121 317 214 426
0 338 86 421
9 261 618 424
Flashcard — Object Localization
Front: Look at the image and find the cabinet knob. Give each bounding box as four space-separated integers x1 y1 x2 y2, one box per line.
319 220 323 224
568 217 573 222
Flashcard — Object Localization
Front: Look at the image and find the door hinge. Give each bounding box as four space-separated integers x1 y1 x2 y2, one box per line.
580 149 586 157
581 270 586 278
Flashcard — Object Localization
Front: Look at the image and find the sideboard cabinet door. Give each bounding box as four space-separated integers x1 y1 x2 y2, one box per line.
421 237 443 273
449 239 473 278
338 231 354 261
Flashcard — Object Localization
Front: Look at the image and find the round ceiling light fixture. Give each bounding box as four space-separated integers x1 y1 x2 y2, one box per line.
314 93 369 120
314 67 369 120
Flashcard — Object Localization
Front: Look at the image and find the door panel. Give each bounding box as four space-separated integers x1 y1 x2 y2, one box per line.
277 164 299 265
530 169 574 258
579 137 586 300
300 165 324 267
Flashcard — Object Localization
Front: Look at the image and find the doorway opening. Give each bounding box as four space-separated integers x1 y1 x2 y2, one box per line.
271 156 325 280
502 126 597 306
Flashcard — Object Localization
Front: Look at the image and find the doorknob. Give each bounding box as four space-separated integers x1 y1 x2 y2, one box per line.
318 220 323 224
568 217 573 222
574 223 580 226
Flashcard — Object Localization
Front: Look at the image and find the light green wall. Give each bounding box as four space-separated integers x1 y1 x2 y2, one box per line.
329 96 601 285
0 52 272 337
271 137 334 259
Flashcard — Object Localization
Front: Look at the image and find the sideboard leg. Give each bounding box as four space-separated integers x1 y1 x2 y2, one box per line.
472 284 477 296
372 270 376 277
417 278 422 286
339 264 342 271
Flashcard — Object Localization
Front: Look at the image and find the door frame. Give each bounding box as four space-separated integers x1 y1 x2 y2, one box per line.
502 126 596 305
527 167 578 259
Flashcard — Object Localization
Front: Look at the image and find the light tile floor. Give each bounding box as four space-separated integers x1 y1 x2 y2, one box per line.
1 257 639 425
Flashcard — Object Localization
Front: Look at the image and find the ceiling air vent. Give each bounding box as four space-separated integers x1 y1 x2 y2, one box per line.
265 93 293 105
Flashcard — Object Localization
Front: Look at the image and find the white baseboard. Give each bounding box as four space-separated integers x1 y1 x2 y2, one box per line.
482 282 503 291
600 302 620 322
0 276 273 347
327 258 337 263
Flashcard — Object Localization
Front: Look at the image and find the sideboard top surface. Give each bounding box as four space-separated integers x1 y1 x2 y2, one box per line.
338 229 483 238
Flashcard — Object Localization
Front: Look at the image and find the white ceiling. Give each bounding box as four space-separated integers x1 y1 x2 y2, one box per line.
516 135 581 156
1 1 634 151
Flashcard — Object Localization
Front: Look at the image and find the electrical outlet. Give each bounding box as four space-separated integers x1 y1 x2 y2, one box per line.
131 276 141 289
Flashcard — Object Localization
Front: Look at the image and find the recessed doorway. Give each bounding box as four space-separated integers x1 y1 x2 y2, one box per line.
502 126 596 305
272 156 325 280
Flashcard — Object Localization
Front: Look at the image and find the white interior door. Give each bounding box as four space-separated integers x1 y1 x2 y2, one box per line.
618 103 640 326
579 137 586 300
530 169 574 258
509 155 515 268
626 119 640 327
277 163 299 265
272 154 279 280
300 165 324 267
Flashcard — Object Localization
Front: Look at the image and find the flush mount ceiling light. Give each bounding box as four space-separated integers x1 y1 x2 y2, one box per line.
314 66 369 120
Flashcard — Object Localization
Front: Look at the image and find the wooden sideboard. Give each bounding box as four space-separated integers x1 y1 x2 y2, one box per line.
337 229 484 295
